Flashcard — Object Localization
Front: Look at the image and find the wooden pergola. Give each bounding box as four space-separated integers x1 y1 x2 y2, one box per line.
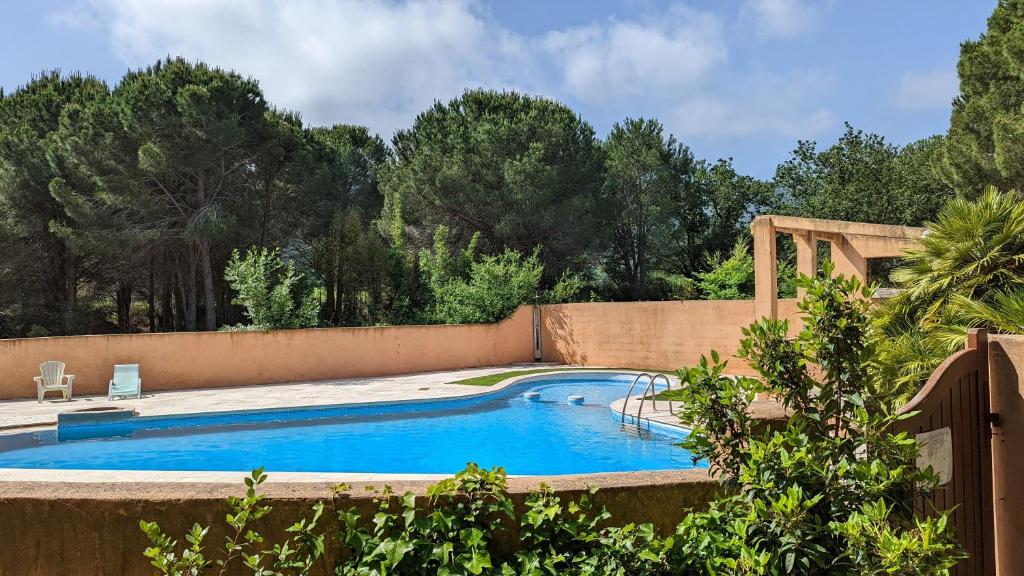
751 215 926 320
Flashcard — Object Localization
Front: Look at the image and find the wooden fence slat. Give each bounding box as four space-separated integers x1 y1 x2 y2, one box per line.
894 329 994 576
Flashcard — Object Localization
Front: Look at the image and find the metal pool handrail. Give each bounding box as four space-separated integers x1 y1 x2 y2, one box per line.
620 373 652 423
621 372 674 428
648 373 674 416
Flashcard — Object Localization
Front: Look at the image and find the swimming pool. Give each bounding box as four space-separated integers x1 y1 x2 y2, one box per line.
0 373 700 476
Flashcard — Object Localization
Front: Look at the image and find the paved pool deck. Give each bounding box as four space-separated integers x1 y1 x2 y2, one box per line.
0 363 571 431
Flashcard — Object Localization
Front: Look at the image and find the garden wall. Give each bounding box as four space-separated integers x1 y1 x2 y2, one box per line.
0 299 802 400
539 299 801 376
0 307 535 399
0 469 718 576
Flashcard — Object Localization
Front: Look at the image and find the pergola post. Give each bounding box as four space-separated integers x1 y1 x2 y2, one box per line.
752 217 777 320
794 231 817 299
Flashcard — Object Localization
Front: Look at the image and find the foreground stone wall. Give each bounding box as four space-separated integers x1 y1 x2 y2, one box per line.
0 469 718 576
0 307 535 399
539 299 801 375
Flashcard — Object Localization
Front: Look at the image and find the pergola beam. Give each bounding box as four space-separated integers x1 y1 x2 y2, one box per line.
768 215 925 240
751 215 926 319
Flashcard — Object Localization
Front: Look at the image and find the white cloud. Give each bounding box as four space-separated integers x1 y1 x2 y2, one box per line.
670 70 837 139
59 0 536 134
541 6 727 105
51 0 837 145
893 68 958 112
742 0 818 39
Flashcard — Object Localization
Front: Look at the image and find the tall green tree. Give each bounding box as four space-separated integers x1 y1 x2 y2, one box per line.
675 157 777 276
945 0 1024 195
296 124 395 326
0 71 109 335
775 124 953 226
381 89 604 280
601 118 694 300
65 58 274 331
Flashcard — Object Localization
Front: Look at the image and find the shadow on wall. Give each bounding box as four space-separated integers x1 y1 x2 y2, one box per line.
541 305 585 365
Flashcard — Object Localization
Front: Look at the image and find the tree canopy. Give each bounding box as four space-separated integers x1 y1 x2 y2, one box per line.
774 124 954 227
381 89 605 279
945 0 1024 195
0 60 963 337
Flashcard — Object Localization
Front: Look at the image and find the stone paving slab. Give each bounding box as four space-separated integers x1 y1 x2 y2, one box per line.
0 363 557 431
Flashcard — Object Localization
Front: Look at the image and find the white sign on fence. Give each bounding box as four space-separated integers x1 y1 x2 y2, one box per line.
916 427 953 485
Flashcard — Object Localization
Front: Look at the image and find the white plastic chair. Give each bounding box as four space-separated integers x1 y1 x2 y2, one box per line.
35 361 74 403
108 364 142 400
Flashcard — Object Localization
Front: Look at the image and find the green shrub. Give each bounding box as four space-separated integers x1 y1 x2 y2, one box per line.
697 240 796 300
540 271 586 304
140 468 325 575
669 271 964 575
419 226 544 324
223 247 321 330
141 464 666 576
648 271 700 300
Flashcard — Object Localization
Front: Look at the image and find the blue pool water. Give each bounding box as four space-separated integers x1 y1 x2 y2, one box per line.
0 373 699 475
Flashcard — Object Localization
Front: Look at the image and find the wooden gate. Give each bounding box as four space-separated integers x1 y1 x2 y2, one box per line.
894 329 995 576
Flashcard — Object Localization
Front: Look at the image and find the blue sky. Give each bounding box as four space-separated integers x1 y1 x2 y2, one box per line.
0 0 994 179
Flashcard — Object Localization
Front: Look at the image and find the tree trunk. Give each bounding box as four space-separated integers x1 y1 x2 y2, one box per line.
147 262 157 333
115 282 133 333
195 173 218 331
160 270 174 332
197 238 217 331
323 264 337 325
45 238 78 335
61 246 78 335
177 249 198 332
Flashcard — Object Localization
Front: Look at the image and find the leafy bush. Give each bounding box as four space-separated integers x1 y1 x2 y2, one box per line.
669 271 964 575
140 468 326 575
872 188 1024 401
697 240 796 300
539 271 586 304
419 226 544 324
648 271 700 301
223 247 321 330
141 464 667 576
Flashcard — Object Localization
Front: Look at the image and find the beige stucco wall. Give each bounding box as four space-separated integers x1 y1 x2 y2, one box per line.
989 334 1024 576
539 299 801 376
0 470 719 576
0 307 535 399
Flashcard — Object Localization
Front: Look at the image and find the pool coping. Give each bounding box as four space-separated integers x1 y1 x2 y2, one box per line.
0 468 716 495
0 369 693 483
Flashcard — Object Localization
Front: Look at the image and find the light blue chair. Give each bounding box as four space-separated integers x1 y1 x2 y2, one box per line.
108 364 142 400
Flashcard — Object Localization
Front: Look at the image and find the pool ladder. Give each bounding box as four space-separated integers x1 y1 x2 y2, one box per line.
619 373 675 429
